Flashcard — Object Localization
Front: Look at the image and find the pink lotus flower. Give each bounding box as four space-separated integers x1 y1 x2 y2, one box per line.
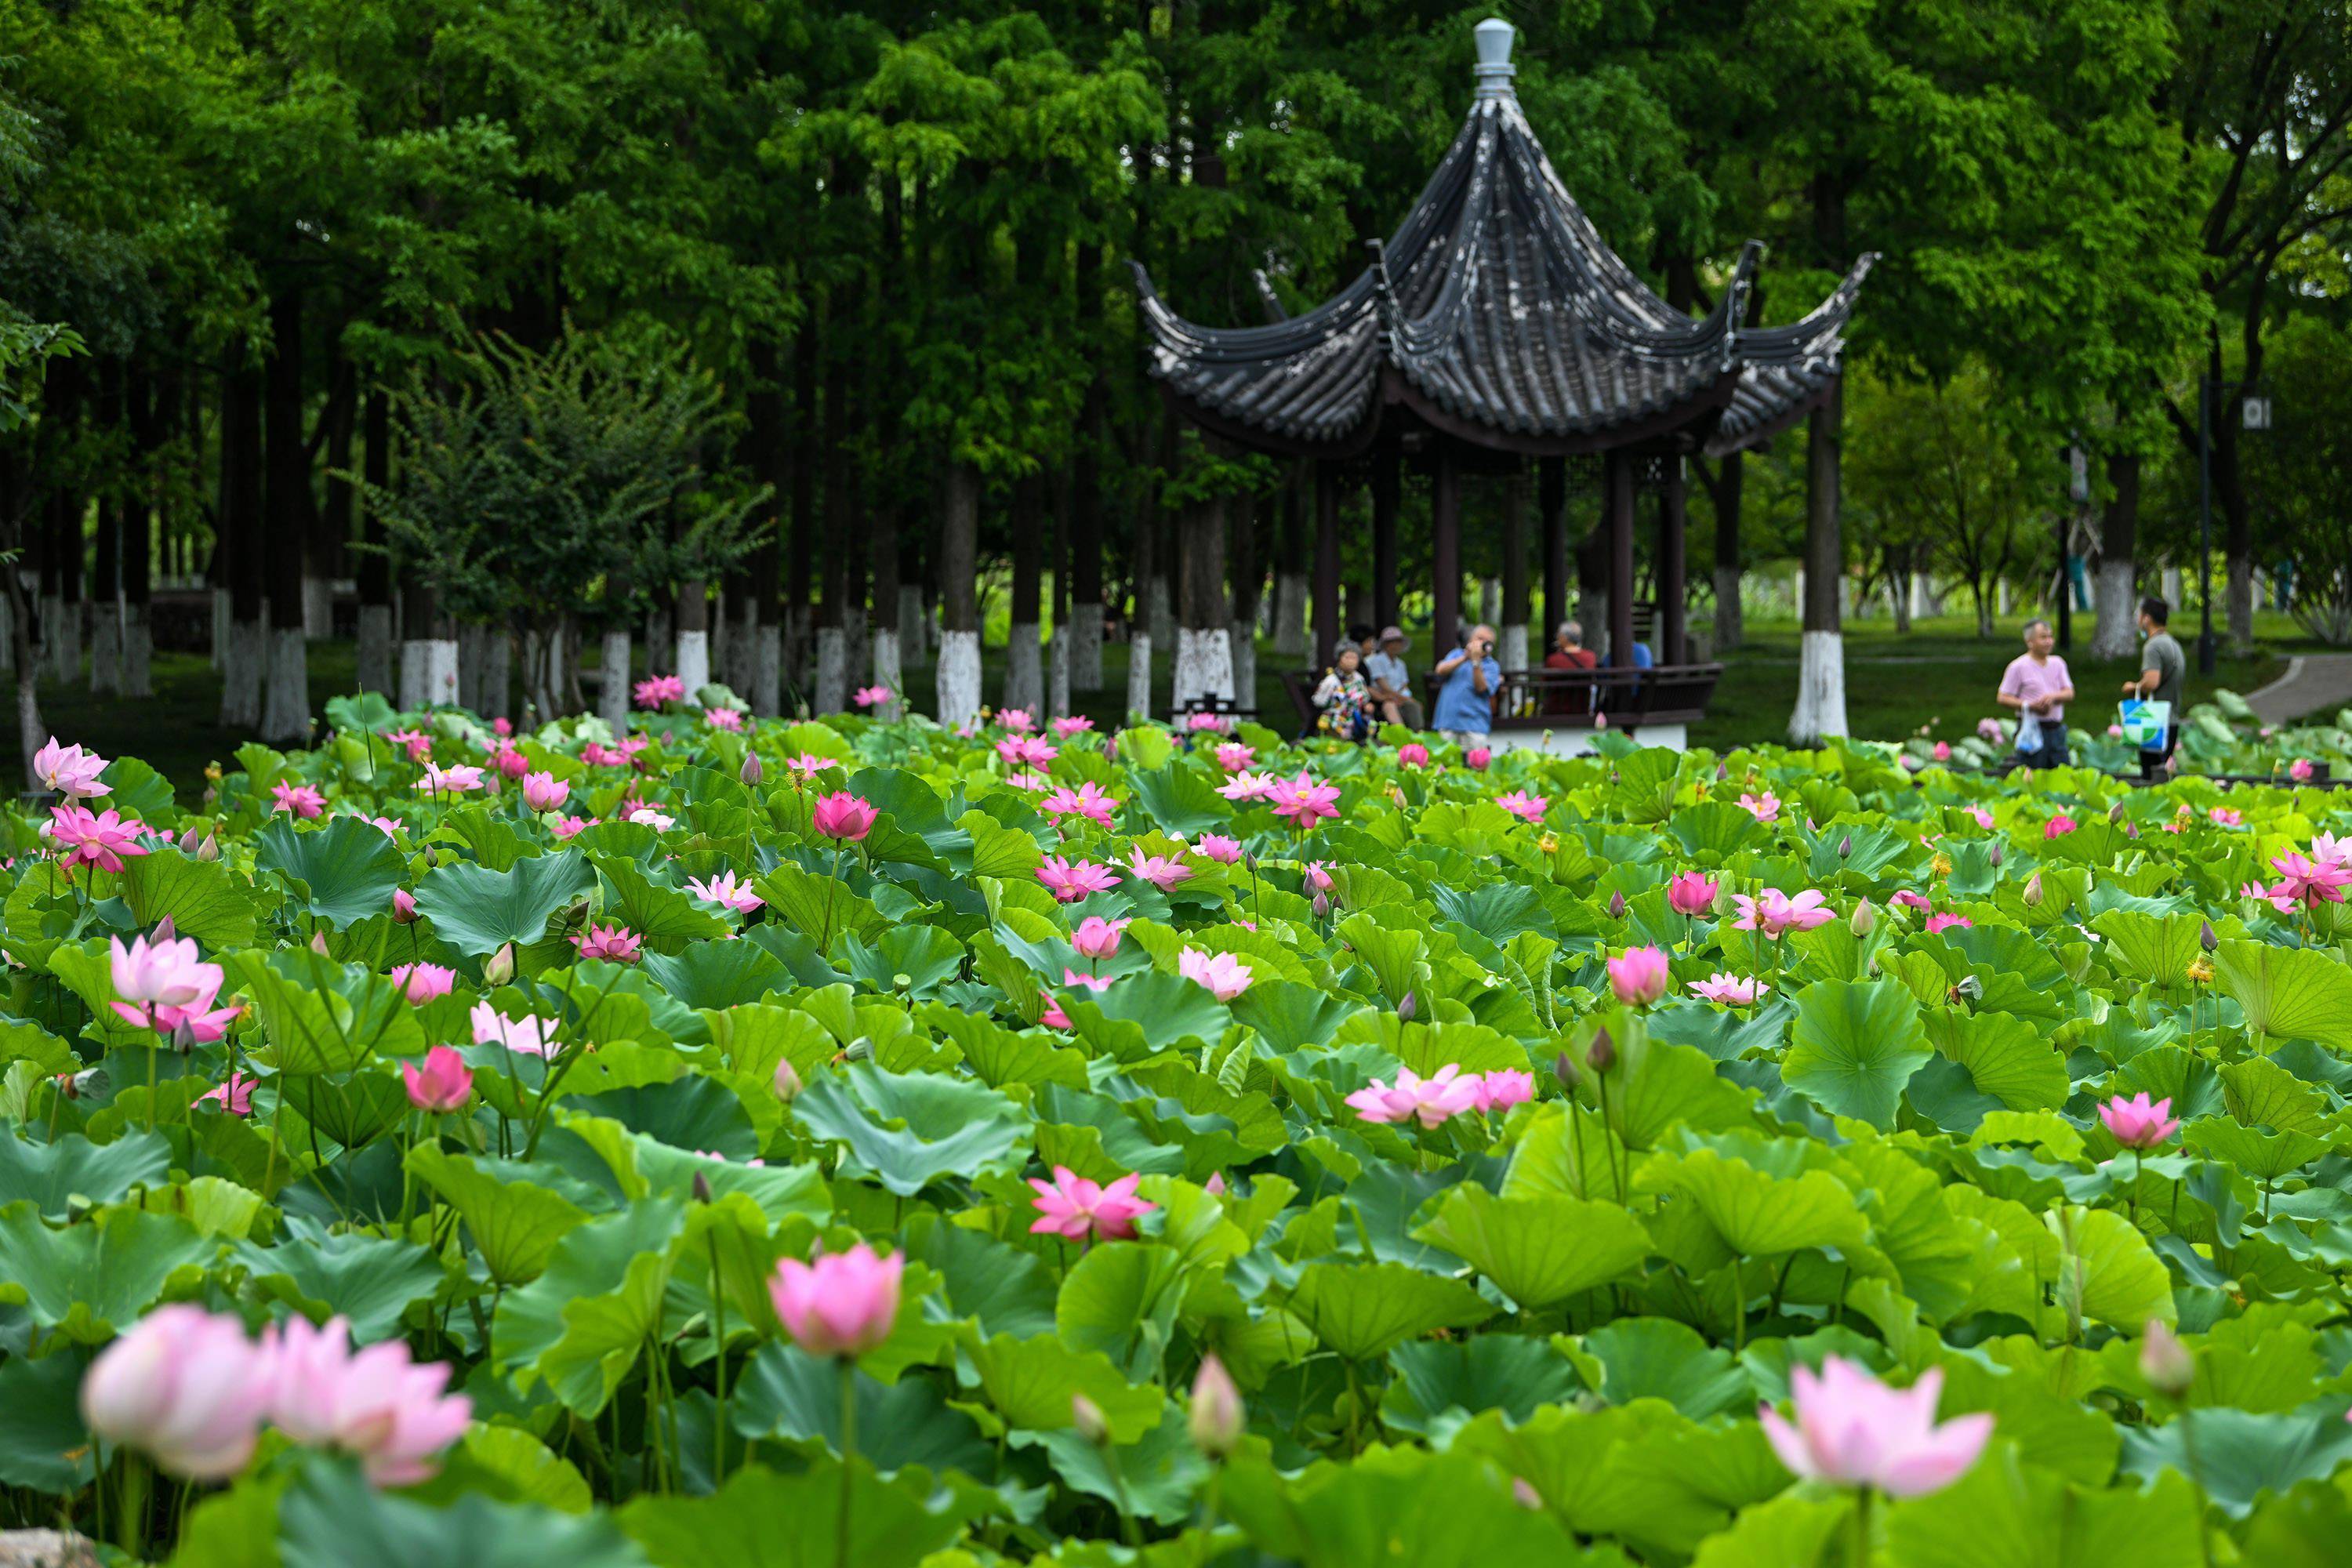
704 706 744 731
2268 850 2352 910
1196 833 1243 863
1061 967 1114 994
1731 887 1835 939
2241 878 2298 914
198 1072 258 1116
521 772 570 812
389 963 456 1004
1890 889 1934 912
1214 742 1256 773
1029 1166 1156 1242
32 736 111 798
1607 946 1671 1006
364 815 404 839
1759 1359 1991 1497
1304 860 1334 894
391 888 419 924
81 1305 276 1480
2043 815 2078 839
402 1047 474 1112
688 871 764 913
1464 746 1491 770
853 685 891 710
1690 973 1769 1005
1071 916 1131 959
996 735 1058 772
1186 712 1232 733
1043 781 1120 830
1178 946 1254 1000
385 728 434 764
1267 771 1340 829
417 763 484 795
2100 1092 2180 1149
1190 1354 1244 1457
626 806 676 831
811 791 877 842
111 931 219 1011
1007 770 1051 793
2290 757 2316 782
265 1315 471 1485
1345 1064 1486 1128
634 673 687 709
471 1003 552 1056
2207 807 2242 827
492 717 512 736
1126 848 1191 890
1497 789 1548 824
271 781 327 818
2107 724 2125 739
2313 832 2351 869
1738 790 1781 824
489 743 529 780
1475 1069 1535 1113
1976 717 2005 743
1932 741 1951 762
50 804 151 874
1038 991 1073 1029
770 1243 904 1358
1037 855 1121 902
1967 806 1995 829
572 923 643 963
1924 912 1973 934
1052 715 1096 739
1397 742 1431 768
1218 769 1276 801
1666 872 1719 916
997 708 1036 735
550 815 596 840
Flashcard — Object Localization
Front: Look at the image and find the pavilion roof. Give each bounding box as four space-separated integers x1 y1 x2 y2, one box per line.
1133 20 1875 459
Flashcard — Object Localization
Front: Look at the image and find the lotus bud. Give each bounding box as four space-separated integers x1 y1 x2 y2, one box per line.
1607 891 1627 920
1188 1355 1243 1459
483 943 516 987
392 889 419 924
1850 899 1875 935
1312 891 1330 918
1396 991 1416 1022
1837 833 1852 859
154 916 177 944
844 1036 874 1063
772 1058 804 1102
1553 1049 1578 1087
194 833 220 862
170 1017 200 1055
176 823 204 853
1513 1477 1544 1510
1204 1171 1227 1197
2200 920 2218 953
691 1171 713 1204
1072 1394 1111 1446
1586 1028 1616 1074
1953 974 1984 1002
2021 871 2045 907
1987 842 2004 868
740 751 764 788
2140 1319 2194 1398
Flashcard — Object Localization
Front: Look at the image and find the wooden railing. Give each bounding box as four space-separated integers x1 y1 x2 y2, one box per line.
1277 662 1722 735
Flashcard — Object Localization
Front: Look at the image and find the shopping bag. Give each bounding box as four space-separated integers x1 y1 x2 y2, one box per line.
2118 699 2171 751
2015 710 2042 755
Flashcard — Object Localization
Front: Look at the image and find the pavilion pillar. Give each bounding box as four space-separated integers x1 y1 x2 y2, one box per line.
1312 462 1341 670
1659 456 1688 664
1372 443 1400 631
1433 444 1461 654
1605 449 1635 665
1540 456 1568 642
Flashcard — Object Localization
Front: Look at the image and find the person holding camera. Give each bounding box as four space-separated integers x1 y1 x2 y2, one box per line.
1432 622 1501 749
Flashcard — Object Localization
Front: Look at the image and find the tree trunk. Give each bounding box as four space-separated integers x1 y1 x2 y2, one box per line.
1174 496 1234 710
2090 450 2141 659
1500 469 1530 670
355 383 394 695
1004 474 1044 714
220 361 267 728
1791 376 1848 744
1071 243 1106 691
260 289 310 744
676 576 711 696
1227 492 1259 712
1702 451 1744 652
1889 543 1913 634
936 461 982 727
599 630 632 730
787 322 818 694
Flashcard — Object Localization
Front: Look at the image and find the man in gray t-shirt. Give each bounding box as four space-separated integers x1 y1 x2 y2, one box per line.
2123 596 2186 775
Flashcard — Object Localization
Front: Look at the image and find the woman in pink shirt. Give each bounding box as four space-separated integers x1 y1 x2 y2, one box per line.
1997 618 2075 769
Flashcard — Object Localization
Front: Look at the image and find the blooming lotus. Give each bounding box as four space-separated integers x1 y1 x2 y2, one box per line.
1496 789 1548 824
1889 889 1934 913
811 791 878 843
1178 946 1253 1000
389 962 456 1004
1185 712 1230 732
1738 790 1781 823
1218 769 1276 801
1730 887 1834 939
471 1003 552 1056
634 673 687 708
111 931 218 1011
1976 717 2005 743
1690 973 1769 1005
852 684 891 709
626 807 676 832
770 1243 904 1357
2044 815 2078 839
81 1305 276 1480
1474 1069 1536 1113
270 781 326 817
1127 848 1192 890
1967 806 1995 829
33 736 111 797
1759 1358 1991 1497
1071 916 1131 959
1196 833 1243 863
1464 747 1491 770
550 815 596 840
489 743 528 779
997 735 1059 770
521 772 570 812
1213 742 1256 773
1397 742 1431 768
1029 1166 1156 1242
997 708 1036 735
2268 850 2351 910
384 728 434 764
417 763 484 795
1303 860 1334 894
1042 781 1120 830
266 1315 472 1485
2099 1092 2179 1149
1061 967 1114 993
1606 946 1671 1006
1267 771 1340 829
51 804 152 874
705 706 744 731
1924 912 1973 934
1037 855 1121 902
572 923 643 963
1345 1064 1485 1128
198 1072 259 1116
1666 871 1719 916
2209 807 2241 826
2290 757 2315 782
402 1047 474 1112
687 870 764 913
1052 715 1096 739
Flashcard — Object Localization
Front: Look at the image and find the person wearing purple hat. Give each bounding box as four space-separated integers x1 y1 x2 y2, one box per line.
1364 626 1424 730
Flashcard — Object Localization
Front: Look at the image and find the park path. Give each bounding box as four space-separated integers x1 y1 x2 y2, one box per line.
2245 655 2352 724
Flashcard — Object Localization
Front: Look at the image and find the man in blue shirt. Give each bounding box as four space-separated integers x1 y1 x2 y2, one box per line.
1432 623 1501 746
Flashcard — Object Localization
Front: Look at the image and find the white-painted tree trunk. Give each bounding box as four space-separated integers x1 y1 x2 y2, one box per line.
1126 630 1153 721
811 626 846 714
599 630 632 729
898 586 926 668
1908 573 1927 622
1582 590 1611 659
262 626 310 744
223 614 265 728
302 575 332 639
870 627 902 720
1228 619 1257 714
1500 623 1529 673
1069 601 1103 691
1272 572 1309 658
1997 579 2014 618
1004 622 1044 715
1479 577 1501 627
2161 563 2182 605
1173 626 1235 712
211 588 229 670
1147 576 1174 650
935 629 981 728
357 606 394 695
2091 557 2139 659
398 637 458 711
676 627 711 699
123 605 152 699
89 605 122 696
753 626 780 716
1788 630 1848 746
1048 625 1071 719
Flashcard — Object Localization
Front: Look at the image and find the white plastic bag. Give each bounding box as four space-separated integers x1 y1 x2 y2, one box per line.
2015 710 2042 756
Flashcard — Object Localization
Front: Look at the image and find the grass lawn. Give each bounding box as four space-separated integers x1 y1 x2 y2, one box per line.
19 607 2312 800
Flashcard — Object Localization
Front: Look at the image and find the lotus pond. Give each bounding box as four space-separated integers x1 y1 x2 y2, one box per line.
7 695 2352 1567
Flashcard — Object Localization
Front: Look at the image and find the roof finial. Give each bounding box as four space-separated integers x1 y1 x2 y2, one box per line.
1472 19 1516 103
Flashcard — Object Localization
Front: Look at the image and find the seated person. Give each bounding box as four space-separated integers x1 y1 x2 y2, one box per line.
1602 638 1654 670
1363 626 1425 729
1542 620 1596 714
1311 644 1376 743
